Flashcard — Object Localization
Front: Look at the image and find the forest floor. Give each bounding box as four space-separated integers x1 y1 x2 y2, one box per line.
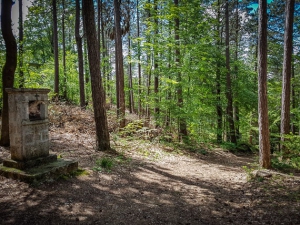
0 103 300 225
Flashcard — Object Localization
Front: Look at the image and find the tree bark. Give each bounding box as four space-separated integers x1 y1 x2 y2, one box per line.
225 0 236 144
137 0 142 117
1 0 17 146
154 0 159 125
174 0 188 142
258 0 271 168
82 0 110 151
114 0 126 128
75 0 86 109
216 0 222 143
280 0 295 155
62 0 67 99
100 0 109 101
128 29 134 114
233 0 240 140
52 0 59 97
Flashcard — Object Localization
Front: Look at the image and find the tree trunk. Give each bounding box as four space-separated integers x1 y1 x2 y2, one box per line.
154 0 159 125
174 0 188 142
216 0 222 143
225 0 236 144
114 0 126 128
280 0 295 155
82 0 110 151
18 0 24 88
137 0 142 117
291 58 296 134
62 0 67 99
100 0 109 101
1 0 17 146
145 0 152 125
75 0 86 109
128 30 134 114
258 0 271 168
233 0 240 140
52 0 59 97
97 0 101 53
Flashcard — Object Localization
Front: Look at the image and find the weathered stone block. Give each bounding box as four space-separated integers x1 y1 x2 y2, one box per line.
1 88 78 183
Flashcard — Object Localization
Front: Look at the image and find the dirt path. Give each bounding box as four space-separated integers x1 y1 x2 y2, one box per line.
0 105 300 224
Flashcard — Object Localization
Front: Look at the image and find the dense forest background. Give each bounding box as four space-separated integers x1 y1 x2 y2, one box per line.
1 0 300 169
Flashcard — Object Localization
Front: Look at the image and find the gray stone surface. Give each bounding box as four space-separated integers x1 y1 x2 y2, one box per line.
0 159 78 183
0 88 78 183
6 88 50 161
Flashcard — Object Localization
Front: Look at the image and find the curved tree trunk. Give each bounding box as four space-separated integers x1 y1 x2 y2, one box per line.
1 0 17 146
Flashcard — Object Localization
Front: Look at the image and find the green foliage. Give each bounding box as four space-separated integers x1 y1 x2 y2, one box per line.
242 165 255 181
93 154 132 172
119 120 144 137
272 135 300 171
93 157 114 172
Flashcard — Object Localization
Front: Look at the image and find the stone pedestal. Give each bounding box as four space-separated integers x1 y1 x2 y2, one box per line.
0 88 78 183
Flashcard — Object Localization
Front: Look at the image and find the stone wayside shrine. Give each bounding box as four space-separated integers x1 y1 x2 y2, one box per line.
0 88 78 183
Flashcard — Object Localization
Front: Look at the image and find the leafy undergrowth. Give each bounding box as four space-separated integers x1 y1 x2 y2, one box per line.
1 102 299 224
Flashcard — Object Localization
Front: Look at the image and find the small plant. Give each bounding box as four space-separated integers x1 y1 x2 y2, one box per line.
93 157 114 172
221 142 237 152
242 165 254 180
197 149 208 155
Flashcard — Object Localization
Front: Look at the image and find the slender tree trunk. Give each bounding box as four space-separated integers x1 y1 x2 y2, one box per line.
233 0 240 140
166 26 172 128
1 0 17 146
174 0 187 142
83 18 90 105
146 54 152 124
53 0 59 97
114 0 126 128
75 0 85 109
291 58 296 134
97 0 101 53
62 0 67 99
128 31 134 113
83 37 90 105
225 0 236 144
145 0 151 125
154 0 159 125
18 0 24 88
100 0 109 101
137 0 142 117
280 0 295 155
82 0 110 151
216 0 222 143
258 0 271 168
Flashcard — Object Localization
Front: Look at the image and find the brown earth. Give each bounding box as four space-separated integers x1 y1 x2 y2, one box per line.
0 103 300 225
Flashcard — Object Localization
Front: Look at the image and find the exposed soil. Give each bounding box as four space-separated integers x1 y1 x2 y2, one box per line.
0 103 300 225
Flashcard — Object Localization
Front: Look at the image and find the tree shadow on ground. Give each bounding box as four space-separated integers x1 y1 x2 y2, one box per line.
1 132 300 225
1 153 300 225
